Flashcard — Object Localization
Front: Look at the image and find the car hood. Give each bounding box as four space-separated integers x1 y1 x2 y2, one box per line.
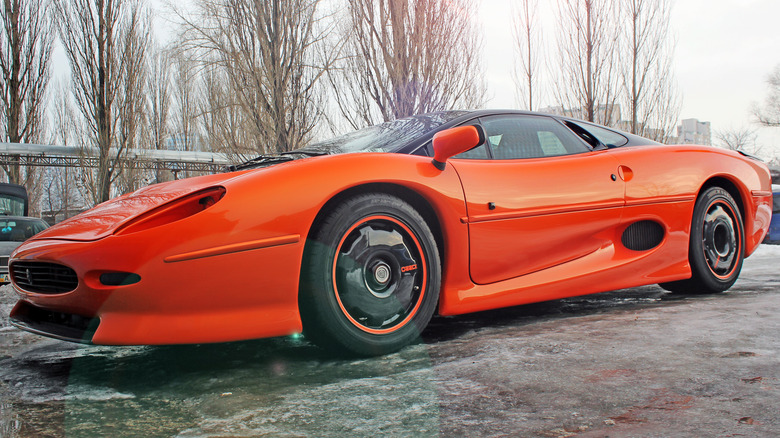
0 241 22 255
30 171 248 242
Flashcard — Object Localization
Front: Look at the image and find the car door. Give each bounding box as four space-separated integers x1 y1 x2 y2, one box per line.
450 114 625 285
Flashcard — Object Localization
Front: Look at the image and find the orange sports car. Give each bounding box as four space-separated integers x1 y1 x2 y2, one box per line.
8 110 773 356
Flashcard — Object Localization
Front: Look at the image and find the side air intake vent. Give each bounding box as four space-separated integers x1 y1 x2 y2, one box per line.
621 220 665 251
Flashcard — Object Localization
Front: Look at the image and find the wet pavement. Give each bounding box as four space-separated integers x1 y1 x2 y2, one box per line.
1 245 779 437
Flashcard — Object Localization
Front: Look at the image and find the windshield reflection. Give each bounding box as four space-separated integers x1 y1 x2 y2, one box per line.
302 111 470 154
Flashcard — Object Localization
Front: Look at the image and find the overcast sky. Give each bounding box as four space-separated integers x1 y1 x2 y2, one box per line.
479 0 780 157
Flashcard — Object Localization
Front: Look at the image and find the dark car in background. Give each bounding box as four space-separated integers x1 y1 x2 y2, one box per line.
0 183 29 216
0 217 49 284
765 185 780 244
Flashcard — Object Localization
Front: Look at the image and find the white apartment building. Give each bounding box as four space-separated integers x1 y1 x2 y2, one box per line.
677 118 711 145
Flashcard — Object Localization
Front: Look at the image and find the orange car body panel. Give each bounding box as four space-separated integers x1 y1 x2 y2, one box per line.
453 150 624 284
610 146 773 255
10 144 772 345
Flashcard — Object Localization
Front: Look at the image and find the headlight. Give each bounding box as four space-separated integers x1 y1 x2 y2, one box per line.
114 186 226 235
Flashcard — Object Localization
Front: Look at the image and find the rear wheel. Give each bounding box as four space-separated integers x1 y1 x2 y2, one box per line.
660 186 744 294
299 193 441 356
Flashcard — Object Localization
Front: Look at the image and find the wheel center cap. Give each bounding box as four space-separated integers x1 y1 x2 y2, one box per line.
374 263 391 284
712 222 732 257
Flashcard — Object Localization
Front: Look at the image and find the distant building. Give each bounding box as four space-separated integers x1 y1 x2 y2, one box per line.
677 118 711 145
539 104 622 127
538 105 573 119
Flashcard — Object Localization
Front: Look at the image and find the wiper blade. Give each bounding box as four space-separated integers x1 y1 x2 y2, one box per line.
226 150 328 172
279 150 329 157
229 155 294 171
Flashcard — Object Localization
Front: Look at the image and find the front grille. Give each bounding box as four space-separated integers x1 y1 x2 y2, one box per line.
10 261 79 294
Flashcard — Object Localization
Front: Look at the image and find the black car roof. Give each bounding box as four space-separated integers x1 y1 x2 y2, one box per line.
394 109 659 154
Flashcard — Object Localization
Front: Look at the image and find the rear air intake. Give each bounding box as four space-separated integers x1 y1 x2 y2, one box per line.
621 220 665 251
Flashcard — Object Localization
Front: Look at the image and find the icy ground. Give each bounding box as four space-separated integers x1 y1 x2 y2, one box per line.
1 245 779 437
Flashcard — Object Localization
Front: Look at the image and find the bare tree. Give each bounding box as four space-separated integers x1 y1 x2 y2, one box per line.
0 0 54 184
753 64 780 128
620 0 679 142
331 0 486 129
116 7 150 194
715 127 762 157
177 0 330 155
170 51 198 153
55 0 150 204
49 80 78 147
44 80 84 220
512 0 541 111
198 64 255 161
552 0 620 125
146 42 172 182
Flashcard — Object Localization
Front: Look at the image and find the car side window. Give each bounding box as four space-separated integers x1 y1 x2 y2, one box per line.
569 121 629 147
453 142 490 159
481 115 590 159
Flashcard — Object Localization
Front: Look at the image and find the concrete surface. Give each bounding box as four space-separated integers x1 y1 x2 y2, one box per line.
0 245 778 437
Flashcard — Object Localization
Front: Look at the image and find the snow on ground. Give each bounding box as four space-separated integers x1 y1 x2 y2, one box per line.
0 243 777 436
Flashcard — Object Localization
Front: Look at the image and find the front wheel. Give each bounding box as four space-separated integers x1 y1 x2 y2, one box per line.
660 186 744 294
299 193 441 356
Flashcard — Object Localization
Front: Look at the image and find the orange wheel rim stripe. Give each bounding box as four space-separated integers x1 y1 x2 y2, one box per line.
704 200 742 280
331 215 427 335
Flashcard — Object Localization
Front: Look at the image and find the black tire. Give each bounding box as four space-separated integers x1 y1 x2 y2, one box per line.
299 193 441 356
659 186 744 294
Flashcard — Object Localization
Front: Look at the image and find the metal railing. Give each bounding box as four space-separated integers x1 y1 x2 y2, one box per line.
0 143 232 174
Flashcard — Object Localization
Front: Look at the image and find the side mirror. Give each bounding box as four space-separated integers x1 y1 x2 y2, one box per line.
431 125 485 170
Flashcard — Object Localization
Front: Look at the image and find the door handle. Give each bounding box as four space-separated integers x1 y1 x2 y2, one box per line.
618 165 634 182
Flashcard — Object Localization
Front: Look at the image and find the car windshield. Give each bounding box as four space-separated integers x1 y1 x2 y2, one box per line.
299 111 470 155
0 218 48 242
